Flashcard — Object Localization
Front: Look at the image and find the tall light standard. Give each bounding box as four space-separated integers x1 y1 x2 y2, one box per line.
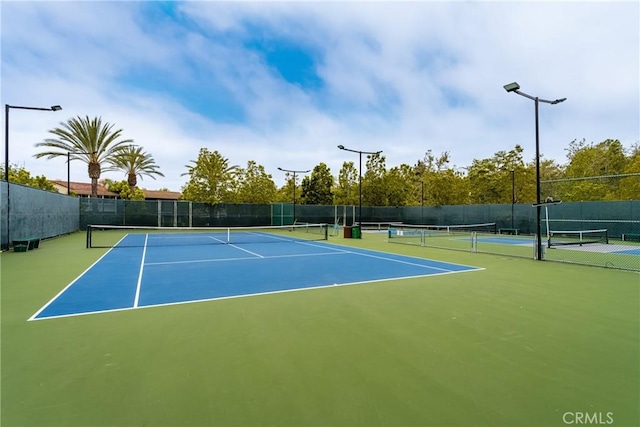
5 104 62 182
414 174 425 224
67 151 95 195
503 82 565 260
3 104 62 250
337 145 382 237
510 169 515 229
277 167 310 224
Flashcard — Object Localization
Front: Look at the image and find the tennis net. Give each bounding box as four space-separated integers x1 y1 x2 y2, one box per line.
547 229 608 247
86 223 329 248
388 222 497 246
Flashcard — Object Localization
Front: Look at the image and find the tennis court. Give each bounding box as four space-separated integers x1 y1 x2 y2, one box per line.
31 225 481 320
2 229 638 427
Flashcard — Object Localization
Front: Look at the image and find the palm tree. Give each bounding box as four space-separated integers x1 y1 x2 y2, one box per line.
34 116 133 197
110 145 164 192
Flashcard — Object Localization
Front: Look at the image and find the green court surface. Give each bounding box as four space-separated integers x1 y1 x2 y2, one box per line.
1 231 638 427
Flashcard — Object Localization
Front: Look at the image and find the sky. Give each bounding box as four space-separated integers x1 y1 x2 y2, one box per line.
1 0 639 192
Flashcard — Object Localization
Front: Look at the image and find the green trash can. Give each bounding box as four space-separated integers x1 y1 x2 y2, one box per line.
352 226 361 239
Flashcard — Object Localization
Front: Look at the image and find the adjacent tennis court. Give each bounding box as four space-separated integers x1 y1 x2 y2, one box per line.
31 225 481 320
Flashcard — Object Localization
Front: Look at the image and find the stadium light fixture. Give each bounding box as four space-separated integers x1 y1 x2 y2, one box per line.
3 104 62 250
503 82 565 260
277 167 310 224
337 145 383 237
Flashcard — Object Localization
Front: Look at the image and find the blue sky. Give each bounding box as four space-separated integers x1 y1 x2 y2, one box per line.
2 1 639 192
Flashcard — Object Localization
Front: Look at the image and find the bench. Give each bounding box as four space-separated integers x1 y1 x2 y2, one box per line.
12 238 41 251
621 233 640 242
498 228 519 235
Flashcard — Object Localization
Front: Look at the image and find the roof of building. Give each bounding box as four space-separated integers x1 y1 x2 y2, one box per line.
49 180 118 197
142 189 182 200
49 180 182 200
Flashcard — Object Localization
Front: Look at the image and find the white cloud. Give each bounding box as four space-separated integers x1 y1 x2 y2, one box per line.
2 1 638 191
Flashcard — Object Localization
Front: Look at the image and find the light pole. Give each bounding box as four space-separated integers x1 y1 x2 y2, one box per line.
510 169 515 229
414 175 425 224
67 151 94 195
277 167 310 224
337 145 382 238
504 82 565 260
3 104 62 250
5 104 62 182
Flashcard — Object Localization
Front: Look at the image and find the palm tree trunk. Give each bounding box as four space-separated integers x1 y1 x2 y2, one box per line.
88 161 101 197
128 172 137 191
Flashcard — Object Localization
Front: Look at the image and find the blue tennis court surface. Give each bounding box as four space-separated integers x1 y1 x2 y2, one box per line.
31 239 482 320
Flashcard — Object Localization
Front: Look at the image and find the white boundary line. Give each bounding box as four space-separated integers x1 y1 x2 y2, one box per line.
298 240 482 271
28 268 482 322
132 234 149 308
228 243 264 258
29 239 484 321
146 251 346 266
27 234 130 321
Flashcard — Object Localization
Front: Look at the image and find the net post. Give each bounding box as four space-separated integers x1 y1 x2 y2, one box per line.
86 225 91 248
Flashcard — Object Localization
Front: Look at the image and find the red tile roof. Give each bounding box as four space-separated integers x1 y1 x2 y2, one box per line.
50 180 118 197
49 180 182 200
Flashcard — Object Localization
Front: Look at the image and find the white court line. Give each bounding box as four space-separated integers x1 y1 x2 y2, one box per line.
145 251 347 266
296 241 457 273
132 234 149 308
228 243 264 258
206 235 264 257
298 240 484 271
28 234 131 321
28 268 480 321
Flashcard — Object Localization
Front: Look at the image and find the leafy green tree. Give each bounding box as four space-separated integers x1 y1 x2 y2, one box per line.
431 168 470 206
466 146 532 205
384 164 413 206
619 144 640 200
362 152 387 206
565 139 628 177
274 178 297 203
181 148 238 203
301 163 334 205
103 179 145 200
0 164 58 192
233 161 277 203
110 145 164 191
34 116 133 197
559 138 630 201
334 161 358 205
416 150 472 206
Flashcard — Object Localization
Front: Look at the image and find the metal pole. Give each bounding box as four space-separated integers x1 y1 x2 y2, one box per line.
337 145 381 238
358 151 362 231
511 170 515 229
67 152 71 195
4 105 9 182
292 171 296 224
3 105 9 250
278 167 309 226
503 83 564 261
421 181 425 224
535 98 542 260
3 104 61 249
